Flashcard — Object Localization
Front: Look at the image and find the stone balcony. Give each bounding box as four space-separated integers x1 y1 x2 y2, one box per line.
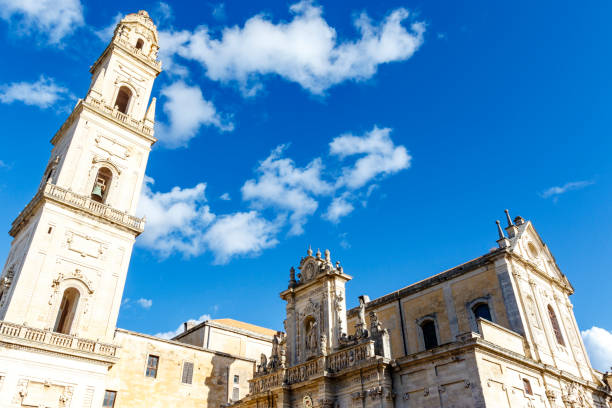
0 321 118 363
249 341 376 395
10 182 145 237
83 97 155 139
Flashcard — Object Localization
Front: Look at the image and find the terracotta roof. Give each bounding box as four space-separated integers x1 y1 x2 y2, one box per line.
211 318 278 337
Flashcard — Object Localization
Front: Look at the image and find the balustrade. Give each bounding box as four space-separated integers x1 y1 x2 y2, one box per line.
0 321 117 357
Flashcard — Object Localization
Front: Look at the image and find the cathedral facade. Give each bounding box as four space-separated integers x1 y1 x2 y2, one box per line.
0 10 610 408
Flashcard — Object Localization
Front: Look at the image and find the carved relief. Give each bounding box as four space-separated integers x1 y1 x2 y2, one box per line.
66 232 106 260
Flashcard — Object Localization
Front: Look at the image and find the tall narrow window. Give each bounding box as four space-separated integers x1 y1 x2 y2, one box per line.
234 375 239 384
421 320 438 350
181 361 194 384
54 287 80 334
146 355 159 378
472 303 492 322
523 379 533 396
547 305 565 346
114 86 132 114
103 390 117 408
91 167 112 203
135 38 144 50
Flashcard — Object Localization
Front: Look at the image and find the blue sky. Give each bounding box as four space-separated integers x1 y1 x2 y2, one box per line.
0 0 611 369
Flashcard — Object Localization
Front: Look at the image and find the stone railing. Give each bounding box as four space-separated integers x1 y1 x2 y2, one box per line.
11 183 145 236
326 341 374 373
0 321 118 358
84 97 154 137
249 341 376 394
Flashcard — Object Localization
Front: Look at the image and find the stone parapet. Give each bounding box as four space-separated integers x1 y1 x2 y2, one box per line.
10 182 145 237
249 341 376 395
0 320 119 363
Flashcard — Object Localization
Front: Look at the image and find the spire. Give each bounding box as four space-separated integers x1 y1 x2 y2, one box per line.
504 209 518 238
496 220 510 248
144 97 156 123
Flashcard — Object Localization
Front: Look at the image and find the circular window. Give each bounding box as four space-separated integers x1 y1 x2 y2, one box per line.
527 242 539 258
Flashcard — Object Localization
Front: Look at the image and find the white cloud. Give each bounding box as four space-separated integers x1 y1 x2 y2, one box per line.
324 194 354 223
156 81 233 148
203 211 280 264
581 326 612 372
138 126 410 261
219 192 231 201
330 126 411 189
136 298 153 309
160 1 424 95
153 2 173 26
137 176 215 257
540 180 594 201
0 0 84 44
0 76 71 109
0 160 9 169
242 145 333 235
154 313 211 339
212 3 227 21
93 12 122 42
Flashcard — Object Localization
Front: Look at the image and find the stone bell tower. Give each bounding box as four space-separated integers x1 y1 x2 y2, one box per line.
0 10 161 342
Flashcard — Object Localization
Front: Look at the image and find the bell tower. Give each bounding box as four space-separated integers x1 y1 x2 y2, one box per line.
0 11 161 343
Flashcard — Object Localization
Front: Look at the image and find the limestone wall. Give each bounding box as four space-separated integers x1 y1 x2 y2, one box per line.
106 330 256 408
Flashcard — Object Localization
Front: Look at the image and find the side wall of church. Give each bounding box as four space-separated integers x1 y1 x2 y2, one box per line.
347 258 511 359
106 330 256 408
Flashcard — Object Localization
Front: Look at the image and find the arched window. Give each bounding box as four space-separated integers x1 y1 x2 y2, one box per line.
547 305 565 346
54 288 80 334
114 86 132 114
472 303 492 322
91 167 112 203
135 38 144 50
420 320 438 350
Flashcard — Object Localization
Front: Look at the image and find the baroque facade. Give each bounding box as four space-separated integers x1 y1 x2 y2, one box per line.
0 9 611 408
239 218 612 408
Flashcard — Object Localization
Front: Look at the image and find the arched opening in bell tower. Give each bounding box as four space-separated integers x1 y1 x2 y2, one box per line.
136 38 144 50
91 167 112 203
54 287 80 334
114 86 132 114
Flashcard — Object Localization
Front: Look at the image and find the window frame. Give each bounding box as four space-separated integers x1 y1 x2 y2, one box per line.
103 390 117 408
145 354 160 378
416 314 440 351
522 378 533 396
181 361 194 385
547 304 566 346
466 295 496 333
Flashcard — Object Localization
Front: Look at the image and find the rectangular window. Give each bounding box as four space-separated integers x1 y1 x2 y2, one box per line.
234 375 239 384
146 355 159 378
232 387 240 401
181 361 194 384
523 378 533 395
103 390 117 408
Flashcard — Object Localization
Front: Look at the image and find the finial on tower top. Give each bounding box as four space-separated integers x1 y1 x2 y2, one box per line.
324 249 331 262
496 220 511 248
504 209 513 227
307 245 313 256
316 248 321 259
496 220 505 240
504 209 519 238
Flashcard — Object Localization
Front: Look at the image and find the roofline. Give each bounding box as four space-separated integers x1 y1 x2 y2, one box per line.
115 328 256 363
347 248 506 317
172 320 277 343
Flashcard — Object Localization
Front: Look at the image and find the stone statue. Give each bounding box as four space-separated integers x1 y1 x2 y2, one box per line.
258 354 267 374
306 320 318 351
358 296 367 327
